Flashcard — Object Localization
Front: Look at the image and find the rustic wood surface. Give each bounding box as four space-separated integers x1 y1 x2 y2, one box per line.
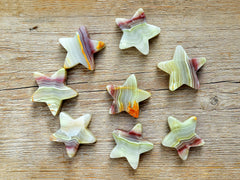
0 0 240 179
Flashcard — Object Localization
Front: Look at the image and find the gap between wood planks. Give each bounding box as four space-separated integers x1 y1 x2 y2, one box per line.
0 80 238 92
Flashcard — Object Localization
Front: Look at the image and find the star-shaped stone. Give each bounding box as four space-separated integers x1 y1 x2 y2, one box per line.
50 112 96 158
162 116 205 160
59 26 105 70
106 74 151 118
157 45 206 91
110 123 153 169
32 68 78 116
116 8 161 55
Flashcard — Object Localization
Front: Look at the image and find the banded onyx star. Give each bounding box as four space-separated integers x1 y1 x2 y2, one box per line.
110 123 153 169
116 8 161 55
50 112 96 158
106 74 151 118
158 45 206 91
59 26 105 70
162 116 205 160
32 68 78 116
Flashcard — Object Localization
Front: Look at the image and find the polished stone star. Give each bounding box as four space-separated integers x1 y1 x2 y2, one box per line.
50 112 96 158
162 116 205 160
116 8 160 55
32 68 78 116
110 123 153 169
158 45 206 91
59 26 105 70
106 74 151 118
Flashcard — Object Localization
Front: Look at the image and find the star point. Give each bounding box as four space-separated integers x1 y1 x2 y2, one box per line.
106 74 151 118
50 112 96 158
162 116 205 160
158 45 206 91
32 68 78 116
116 8 160 55
110 123 153 169
59 26 105 70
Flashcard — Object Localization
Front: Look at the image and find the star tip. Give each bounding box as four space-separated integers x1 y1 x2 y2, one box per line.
130 74 136 78
157 62 162 69
137 46 149 56
74 91 79 97
84 113 92 120
130 163 139 170
109 109 114 115
115 18 123 25
49 135 56 141
150 142 154 148
67 153 75 158
133 115 139 118
106 85 111 93
79 25 86 29
97 41 105 50
59 67 66 71
181 157 188 161
134 123 142 129
63 64 69 69
119 45 124 50
137 7 144 13
176 45 183 48
192 116 197 121
110 151 116 158
59 111 65 116
201 57 207 64
106 84 110 89
161 140 167 147
51 111 57 116
58 38 63 43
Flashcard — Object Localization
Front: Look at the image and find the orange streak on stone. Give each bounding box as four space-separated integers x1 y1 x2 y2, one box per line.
120 102 124 111
127 101 139 118
77 33 92 70
96 41 105 50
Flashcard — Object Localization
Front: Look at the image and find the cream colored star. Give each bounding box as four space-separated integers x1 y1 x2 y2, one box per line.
32 68 78 116
162 116 205 160
59 26 105 70
50 112 96 158
106 74 151 118
116 8 160 55
158 45 206 91
110 123 153 169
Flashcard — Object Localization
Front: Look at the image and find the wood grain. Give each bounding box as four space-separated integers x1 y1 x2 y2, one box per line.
0 0 239 179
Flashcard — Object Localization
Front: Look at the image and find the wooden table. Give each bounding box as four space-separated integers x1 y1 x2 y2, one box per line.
0 0 239 179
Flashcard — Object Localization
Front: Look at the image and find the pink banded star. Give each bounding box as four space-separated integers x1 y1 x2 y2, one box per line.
59 26 105 70
31 68 78 116
158 45 206 91
110 123 153 169
116 8 161 55
50 112 96 158
162 116 205 160
106 74 151 118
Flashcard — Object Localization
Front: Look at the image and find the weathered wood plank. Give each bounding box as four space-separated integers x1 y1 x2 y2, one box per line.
0 0 240 179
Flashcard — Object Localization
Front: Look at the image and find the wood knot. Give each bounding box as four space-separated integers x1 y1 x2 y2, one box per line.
29 26 38 31
210 96 218 105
